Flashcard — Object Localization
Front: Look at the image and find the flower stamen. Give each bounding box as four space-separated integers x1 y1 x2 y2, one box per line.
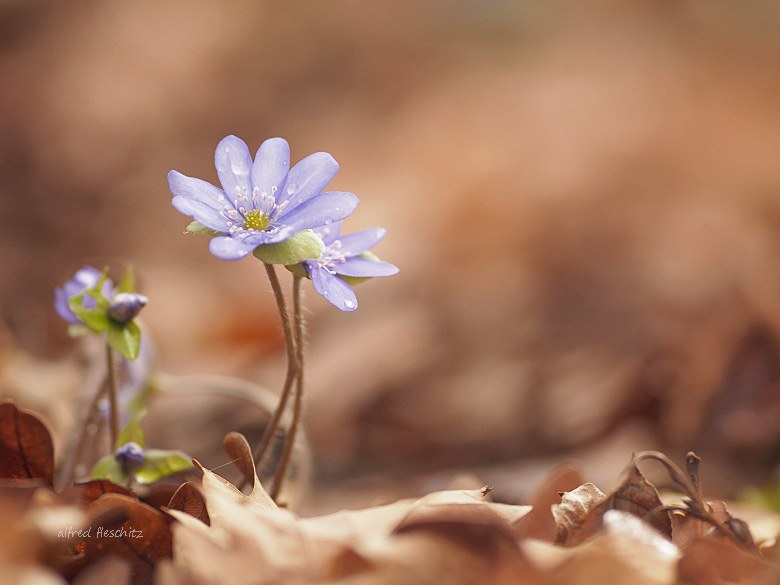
244 209 270 231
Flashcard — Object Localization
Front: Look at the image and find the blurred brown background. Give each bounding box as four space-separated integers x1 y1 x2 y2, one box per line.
2 0 780 508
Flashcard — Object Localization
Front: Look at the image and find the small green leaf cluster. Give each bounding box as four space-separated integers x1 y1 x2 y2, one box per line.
91 408 193 486
67 267 145 360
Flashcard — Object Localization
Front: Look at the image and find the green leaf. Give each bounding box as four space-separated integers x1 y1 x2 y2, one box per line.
253 229 324 265
118 265 136 294
341 251 380 287
67 324 94 338
133 449 194 485
83 269 112 307
107 320 141 360
185 221 224 237
68 295 109 331
116 408 147 450
90 455 128 484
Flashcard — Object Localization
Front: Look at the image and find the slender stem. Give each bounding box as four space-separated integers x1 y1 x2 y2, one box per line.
251 264 299 475
271 275 305 500
59 373 108 488
105 342 119 450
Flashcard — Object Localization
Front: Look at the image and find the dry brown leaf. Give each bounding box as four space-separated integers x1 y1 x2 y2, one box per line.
341 529 537 585
194 458 276 517
0 400 55 486
167 482 209 525
552 482 606 544
678 537 772 585
514 463 586 541
61 493 173 585
222 431 255 487
71 557 131 585
0 485 75 585
170 476 534 585
563 463 671 546
522 511 679 585
73 480 135 503
670 510 700 549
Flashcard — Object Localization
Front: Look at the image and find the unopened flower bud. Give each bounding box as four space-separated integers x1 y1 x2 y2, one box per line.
108 293 147 323
114 442 145 472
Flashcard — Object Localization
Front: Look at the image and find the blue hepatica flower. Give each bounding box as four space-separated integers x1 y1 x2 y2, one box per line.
54 266 114 324
303 222 399 311
168 135 359 261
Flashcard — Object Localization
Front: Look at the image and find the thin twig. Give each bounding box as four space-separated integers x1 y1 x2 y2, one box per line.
271 275 305 500
632 451 761 556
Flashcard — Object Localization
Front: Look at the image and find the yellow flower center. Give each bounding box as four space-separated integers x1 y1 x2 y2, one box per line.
243 209 269 231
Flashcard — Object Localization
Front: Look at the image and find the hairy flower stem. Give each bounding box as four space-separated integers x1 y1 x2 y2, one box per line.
105 342 120 449
271 275 305 500
58 373 107 488
252 263 300 481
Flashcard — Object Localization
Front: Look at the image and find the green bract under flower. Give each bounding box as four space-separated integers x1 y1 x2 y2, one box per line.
252 229 324 265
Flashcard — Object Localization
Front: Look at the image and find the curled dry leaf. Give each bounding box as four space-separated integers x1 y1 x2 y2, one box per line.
0 400 55 486
60 493 173 585
552 482 606 544
167 482 210 525
513 462 585 541
223 432 255 487
560 463 671 546
522 511 679 585
193 457 277 516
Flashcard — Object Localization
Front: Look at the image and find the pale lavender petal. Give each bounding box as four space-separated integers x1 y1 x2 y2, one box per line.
251 137 290 202
55 266 115 324
281 152 339 211
62 266 102 297
168 170 229 209
333 257 399 277
308 265 358 311
280 191 358 233
172 196 229 232
214 136 253 205
336 228 387 257
54 287 79 323
313 221 342 245
209 235 259 261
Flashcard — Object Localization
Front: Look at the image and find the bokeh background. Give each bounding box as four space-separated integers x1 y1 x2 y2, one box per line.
3 0 780 510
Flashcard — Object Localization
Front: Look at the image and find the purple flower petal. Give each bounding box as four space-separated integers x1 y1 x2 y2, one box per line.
281 152 339 211
313 222 342 245
209 235 260 261
336 228 387 256
308 265 358 311
54 266 115 324
168 170 228 208
54 287 79 323
214 136 254 204
168 171 231 231
333 257 399 277
251 137 290 200
280 191 358 233
172 196 229 232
